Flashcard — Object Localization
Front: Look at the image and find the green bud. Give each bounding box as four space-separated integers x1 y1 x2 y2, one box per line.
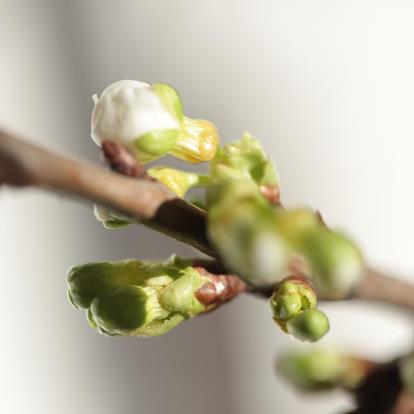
272 294 302 320
401 354 414 396
67 257 212 337
207 179 289 286
270 278 317 322
210 132 279 188
285 309 330 342
300 228 363 298
147 166 204 197
278 348 346 391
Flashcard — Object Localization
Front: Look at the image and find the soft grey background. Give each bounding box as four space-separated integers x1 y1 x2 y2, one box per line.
1 1 414 413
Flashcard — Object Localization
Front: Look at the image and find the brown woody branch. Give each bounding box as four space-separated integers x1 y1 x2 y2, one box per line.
0 129 214 256
2 128 414 310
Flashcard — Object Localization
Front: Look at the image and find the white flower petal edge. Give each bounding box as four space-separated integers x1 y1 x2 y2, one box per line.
91 80 180 146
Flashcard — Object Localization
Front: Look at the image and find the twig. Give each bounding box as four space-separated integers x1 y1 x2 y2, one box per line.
0 129 214 256
2 128 414 310
353 268 414 311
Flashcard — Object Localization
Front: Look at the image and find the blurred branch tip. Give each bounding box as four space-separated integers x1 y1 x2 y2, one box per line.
2 79 414 412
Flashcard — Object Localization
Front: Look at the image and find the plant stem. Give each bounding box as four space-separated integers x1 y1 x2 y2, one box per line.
2 128 414 310
0 129 214 256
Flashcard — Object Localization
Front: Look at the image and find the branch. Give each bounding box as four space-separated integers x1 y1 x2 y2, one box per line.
352 268 414 311
2 128 414 310
0 129 214 256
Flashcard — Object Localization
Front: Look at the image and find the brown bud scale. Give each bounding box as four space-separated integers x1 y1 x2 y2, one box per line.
194 267 247 308
102 140 150 179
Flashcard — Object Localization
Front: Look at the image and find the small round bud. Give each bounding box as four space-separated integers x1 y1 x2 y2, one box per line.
285 309 330 342
270 277 317 322
271 293 302 320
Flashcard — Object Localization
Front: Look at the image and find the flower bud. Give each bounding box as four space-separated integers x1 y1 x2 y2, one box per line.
67 257 213 337
91 80 219 163
270 277 317 322
300 228 363 298
278 348 347 391
207 179 289 286
285 309 330 342
278 348 373 391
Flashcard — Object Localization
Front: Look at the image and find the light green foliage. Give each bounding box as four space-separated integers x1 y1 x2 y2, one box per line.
210 132 279 188
67 256 210 337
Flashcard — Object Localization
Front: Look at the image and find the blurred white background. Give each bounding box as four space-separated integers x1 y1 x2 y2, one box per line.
1 1 414 413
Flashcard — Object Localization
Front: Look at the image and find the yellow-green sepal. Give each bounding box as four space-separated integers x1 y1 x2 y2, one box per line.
152 83 184 123
158 267 208 316
133 128 179 163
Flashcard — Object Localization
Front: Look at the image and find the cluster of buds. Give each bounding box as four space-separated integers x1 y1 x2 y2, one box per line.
67 256 245 337
207 179 363 298
270 277 329 342
68 79 367 343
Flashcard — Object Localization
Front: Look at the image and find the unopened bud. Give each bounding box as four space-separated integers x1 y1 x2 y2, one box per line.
91 80 219 163
285 309 330 342
207 179 289 286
